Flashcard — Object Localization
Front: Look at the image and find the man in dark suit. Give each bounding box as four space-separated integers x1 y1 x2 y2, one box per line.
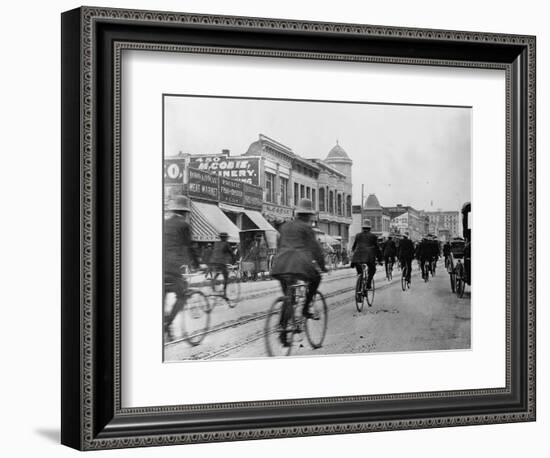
164 195 199 335
271 198 326 345
398 232 415 284
351 219 381 289
417 236 432 280
208 232 236 297
383 235 397 276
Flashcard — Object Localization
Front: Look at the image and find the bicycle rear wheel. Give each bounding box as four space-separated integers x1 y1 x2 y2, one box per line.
366 278 375 306
181 290 211 346
401 267 407 291
265 297 294 357
305 291 328 349
355 275 365 312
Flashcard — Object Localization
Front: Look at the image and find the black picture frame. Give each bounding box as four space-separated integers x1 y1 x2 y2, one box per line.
61 6 536 450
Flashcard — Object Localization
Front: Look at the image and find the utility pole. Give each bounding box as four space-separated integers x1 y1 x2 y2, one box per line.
361 184 364 223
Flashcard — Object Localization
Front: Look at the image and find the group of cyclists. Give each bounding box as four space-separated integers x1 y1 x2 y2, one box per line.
164 195 443 349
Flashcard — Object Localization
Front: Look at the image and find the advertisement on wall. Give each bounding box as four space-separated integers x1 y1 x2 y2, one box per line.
187 168 219 202
164 158 186 184
185 166 263 210
188 154 261 186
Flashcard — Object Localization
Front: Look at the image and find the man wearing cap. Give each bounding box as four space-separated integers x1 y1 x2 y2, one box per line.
351 219 381 290
209 232 236 296
271 198 326 346
398 232 415 284
164 195 199 335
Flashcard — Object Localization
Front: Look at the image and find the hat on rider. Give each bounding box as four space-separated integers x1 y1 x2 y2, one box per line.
167 195 191 212
362 218 372 228
219 232 229 239
404 231 410 237
295 198 316 215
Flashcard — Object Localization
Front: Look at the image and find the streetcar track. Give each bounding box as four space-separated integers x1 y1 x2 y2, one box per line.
175 270 421 359
165 282 354 346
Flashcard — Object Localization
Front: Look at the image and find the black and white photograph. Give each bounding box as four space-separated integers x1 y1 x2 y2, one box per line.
162 95 472 361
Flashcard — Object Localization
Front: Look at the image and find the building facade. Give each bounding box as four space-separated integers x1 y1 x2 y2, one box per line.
423 210 460 238
244 134 353 247
362 194 391 236
386 204 423 241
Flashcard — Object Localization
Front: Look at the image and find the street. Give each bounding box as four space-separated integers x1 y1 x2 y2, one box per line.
164 263 471 361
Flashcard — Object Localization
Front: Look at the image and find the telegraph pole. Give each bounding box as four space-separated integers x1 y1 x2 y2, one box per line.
361 184 365 222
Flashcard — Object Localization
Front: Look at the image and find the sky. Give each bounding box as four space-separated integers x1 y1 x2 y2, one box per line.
164 95 471 212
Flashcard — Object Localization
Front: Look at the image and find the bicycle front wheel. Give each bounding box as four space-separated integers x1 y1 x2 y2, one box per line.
305 291 328 349
366 278 375 307
181 290 211 346
355 275 365 312
265 297 294 357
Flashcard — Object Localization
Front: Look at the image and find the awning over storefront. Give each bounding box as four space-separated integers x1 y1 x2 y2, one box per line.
243 209 276 232
243 209 278 248
190 201 240 243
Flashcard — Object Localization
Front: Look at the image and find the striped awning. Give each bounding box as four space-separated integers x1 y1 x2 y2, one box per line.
243 209 276 232
190 201 240 243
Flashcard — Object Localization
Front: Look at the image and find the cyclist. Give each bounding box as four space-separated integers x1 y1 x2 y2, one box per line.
163 195 199 336
351 218 381 290
271 198 326 347
208 232 236 297
418 236 432 280
398 231 415 284
383 235 397 279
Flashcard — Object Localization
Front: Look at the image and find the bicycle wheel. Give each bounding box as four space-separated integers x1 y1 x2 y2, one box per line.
355 275 365 312
180 290 211 346
305 291 328 349
366 278 375 307
401 267 407 291
225 270 241 307
265 297 294 357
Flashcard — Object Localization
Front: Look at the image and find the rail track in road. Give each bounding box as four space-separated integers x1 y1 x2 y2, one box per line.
171 269 420 360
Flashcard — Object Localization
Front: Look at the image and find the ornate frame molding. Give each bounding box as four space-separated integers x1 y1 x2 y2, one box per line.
62 6 536 450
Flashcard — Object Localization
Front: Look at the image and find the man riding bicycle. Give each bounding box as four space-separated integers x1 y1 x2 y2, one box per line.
351 219 381 290
271 198 326 347
383 235 397 278
398 231 415 284
163 195 199 337
417 236 432 280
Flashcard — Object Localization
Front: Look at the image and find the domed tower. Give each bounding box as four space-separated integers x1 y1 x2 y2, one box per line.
325 141 353 181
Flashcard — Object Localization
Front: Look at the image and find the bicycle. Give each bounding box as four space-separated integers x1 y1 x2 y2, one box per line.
401 262 411 291
164 267 211 346
208 263 241 308
265 277 328 357
355 263 375 311
385 258 394 281
421 260 430 282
